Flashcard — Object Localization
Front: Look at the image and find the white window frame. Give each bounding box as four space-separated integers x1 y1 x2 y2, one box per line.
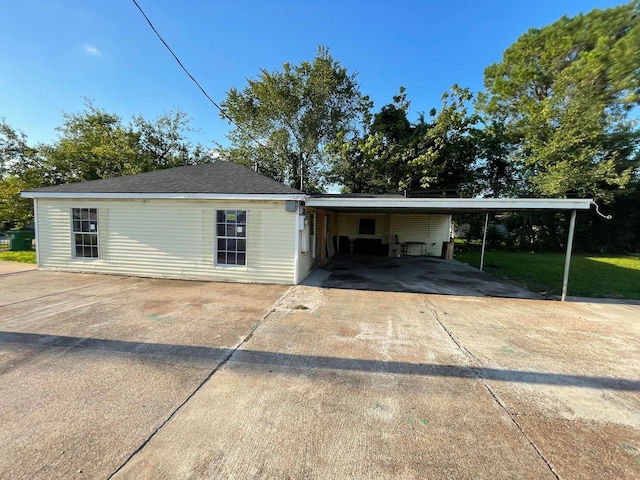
71 208 99 259
215 209 247 267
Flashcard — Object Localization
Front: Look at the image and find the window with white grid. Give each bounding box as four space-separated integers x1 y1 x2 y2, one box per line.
71 208 98 259
215 210 247 266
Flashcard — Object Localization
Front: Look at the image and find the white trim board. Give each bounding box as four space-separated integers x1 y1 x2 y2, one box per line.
306 197 593 211
21 192 307 201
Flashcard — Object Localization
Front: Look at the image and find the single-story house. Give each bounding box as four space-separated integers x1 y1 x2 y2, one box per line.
21 162 592 290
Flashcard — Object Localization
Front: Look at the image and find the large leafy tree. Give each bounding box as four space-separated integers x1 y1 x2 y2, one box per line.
134 109 208 171
220 46 370 192
1 119 39 178
42 101 143 184
478 1 640 200
42 101 206 184
327 86 483 195
325 88 407 193
408 85 481 195
0 120 44 227
1 103 207 227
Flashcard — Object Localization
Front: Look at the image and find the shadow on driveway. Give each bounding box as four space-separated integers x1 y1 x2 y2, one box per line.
2 330 637 392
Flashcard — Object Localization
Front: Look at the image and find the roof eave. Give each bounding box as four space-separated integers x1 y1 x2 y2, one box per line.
20 192 307 201
21 192 594 211
305 197 594 211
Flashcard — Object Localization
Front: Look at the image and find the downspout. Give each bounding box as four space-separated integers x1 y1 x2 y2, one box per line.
561 209 577 302
480 213 489 272
293 203 300 285
33 198 41 268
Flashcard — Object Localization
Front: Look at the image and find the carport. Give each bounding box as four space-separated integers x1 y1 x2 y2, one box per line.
305 196 594 300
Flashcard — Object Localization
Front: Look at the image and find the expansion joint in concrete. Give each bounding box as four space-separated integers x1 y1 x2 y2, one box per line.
107 286 294 479
421 297 562 480
478 379 561 480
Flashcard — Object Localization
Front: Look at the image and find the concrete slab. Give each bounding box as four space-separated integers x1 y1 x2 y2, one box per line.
113 286 640 479
3 270 638 479
0 271 288 479
0 260 36 276
421 295 640 479
114 288 554 479
564 296 640 306
306 253 540 299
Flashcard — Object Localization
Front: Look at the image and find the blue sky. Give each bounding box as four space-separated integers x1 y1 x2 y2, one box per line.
0 0 625 148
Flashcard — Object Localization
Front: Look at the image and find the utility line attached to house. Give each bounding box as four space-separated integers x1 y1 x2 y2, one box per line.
130 0 286 171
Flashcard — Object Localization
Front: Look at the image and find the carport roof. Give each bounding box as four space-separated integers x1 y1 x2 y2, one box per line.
306 196 593 214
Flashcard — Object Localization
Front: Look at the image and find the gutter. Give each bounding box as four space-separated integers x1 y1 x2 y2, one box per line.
305 197 593 211
21 192 307 201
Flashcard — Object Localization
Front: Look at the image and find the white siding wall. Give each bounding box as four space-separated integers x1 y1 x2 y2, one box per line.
336 213 451 256
390 214 451 256
336 213 391 242
36 199 297 284
295 209 316 283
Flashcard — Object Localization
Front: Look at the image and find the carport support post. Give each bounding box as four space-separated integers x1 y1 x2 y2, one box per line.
561 209 577 302
480 213 489 272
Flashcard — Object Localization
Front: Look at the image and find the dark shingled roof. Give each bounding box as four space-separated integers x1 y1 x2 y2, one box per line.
25 162 302 195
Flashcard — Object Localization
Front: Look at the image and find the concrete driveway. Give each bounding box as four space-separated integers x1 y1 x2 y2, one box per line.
307 253 541 299
0 260 36 275
2 267 639 479
0 268 287 479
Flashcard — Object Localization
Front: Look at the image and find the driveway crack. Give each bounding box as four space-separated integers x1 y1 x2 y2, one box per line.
107 287 293 479
421 297 562 480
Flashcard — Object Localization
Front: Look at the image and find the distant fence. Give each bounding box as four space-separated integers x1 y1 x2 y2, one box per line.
0 235 9 251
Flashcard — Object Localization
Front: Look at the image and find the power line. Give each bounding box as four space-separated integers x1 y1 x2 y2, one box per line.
130 0 283 165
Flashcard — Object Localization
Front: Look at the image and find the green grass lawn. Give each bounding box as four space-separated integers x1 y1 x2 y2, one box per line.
0 251 37 263
454 250 640 300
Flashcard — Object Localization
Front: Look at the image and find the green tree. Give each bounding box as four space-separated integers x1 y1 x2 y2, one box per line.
220 46 370 192
1 103 208 227
42 101 143 183
325 88 407 193
0 119 40 177
328 86 482 195
472 120 530 197
479 1 640 200
0 120 44 227
42 101 207 184
134 109 208 170
408 85 481 195
0 176 34 228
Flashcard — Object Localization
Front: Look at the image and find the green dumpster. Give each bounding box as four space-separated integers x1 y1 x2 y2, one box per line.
6 230 35 251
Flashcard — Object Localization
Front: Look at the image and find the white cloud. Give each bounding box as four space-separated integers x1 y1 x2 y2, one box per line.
83 44 101 56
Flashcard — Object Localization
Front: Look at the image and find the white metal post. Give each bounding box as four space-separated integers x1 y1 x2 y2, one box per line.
480 213 489 272
561 209 577 302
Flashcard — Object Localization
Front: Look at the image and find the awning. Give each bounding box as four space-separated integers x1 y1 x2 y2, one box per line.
306 196 592 214
306 195 594 302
